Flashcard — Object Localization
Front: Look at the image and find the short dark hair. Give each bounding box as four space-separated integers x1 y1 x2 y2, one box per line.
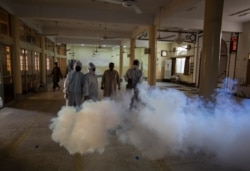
75 65 81 72
133 59 139 66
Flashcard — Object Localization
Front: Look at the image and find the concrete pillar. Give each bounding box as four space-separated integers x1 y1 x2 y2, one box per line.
148 25 157 86
41 36 46 84
11 16 22 96
54 44 57 63
199 0 224 99
129 38 135 67
119 45 124 79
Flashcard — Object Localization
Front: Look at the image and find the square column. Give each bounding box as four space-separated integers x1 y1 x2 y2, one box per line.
199 0 224 99
148 25 157 86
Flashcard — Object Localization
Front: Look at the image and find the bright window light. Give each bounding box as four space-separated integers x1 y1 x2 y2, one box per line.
176 58 185 74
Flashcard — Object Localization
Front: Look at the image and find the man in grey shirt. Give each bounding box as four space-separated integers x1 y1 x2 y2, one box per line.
64 61 85 108
124 59 144 109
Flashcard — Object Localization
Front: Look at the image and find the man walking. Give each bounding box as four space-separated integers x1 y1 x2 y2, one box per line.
50 62 63 91
124 59 144 109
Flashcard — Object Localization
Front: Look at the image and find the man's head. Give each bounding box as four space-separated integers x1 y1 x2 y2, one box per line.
54 62 58 67
133 59 139 66
74 61 82 72
109 62 114 71
88 62 96 72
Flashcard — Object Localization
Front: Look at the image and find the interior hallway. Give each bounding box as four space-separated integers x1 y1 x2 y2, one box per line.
0 80 243 171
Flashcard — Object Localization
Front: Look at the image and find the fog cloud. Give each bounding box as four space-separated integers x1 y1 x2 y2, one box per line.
50 83 250 170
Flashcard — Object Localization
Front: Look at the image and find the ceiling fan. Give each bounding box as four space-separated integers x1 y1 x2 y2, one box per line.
69 51 76 58
92 48 105 56
93 45 106 54
96 0 142 14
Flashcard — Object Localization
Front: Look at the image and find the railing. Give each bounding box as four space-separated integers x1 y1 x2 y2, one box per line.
217 70 226 80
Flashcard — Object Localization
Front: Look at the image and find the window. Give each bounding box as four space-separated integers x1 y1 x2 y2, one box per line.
20 55 23 71
20 49 28 71
34 52 40 71
1 46 12 76
46 57 50 70
6 46 11 74
25 53 28 71
176 58 185 74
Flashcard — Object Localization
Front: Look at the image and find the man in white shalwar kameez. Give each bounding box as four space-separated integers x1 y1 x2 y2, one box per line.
83 62 98 101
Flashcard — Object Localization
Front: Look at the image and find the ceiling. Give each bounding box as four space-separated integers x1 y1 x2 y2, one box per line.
1 0 250 47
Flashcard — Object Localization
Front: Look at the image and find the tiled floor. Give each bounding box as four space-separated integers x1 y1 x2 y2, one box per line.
0 80 247 171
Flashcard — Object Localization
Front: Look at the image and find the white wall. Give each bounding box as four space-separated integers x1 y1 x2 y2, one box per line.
65 41 197 82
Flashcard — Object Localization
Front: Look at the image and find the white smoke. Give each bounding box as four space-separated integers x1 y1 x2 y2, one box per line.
50 100 124 155
50 83 250 170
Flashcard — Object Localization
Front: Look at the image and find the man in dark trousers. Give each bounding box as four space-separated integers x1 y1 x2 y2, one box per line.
50 62 63 91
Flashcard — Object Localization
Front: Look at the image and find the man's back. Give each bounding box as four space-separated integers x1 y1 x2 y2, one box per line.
67 70 85 93
125 68 143 89
84 71 98 100
102 69 120 97
52 66 62 80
